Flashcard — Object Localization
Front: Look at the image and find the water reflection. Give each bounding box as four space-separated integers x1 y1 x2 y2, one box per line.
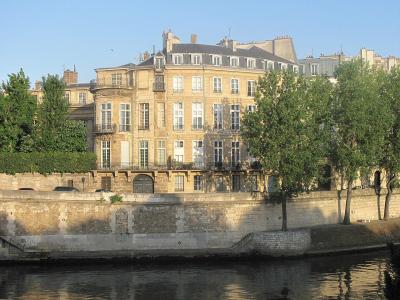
0 251 392 299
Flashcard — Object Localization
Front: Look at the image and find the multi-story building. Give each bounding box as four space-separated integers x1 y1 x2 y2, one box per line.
298 52 347 81
90 31 298 193
31 68 95 151
359 48 400 71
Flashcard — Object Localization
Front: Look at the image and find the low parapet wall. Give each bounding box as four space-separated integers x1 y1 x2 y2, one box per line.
0 189 399 260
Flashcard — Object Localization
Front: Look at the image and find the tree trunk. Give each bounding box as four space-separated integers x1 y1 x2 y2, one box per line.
343 179 353 225
377 193 382 220
281 195 288 231
384 175 395 220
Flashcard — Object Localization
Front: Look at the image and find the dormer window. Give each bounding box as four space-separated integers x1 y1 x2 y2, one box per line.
230 57 239 67
247 58 256 69
155 57 164 69
281 63 288 71
173 54 183 65
311 64 319 75
267 61 274 71
211 55 222 66
191 54 202 65
293 65 299 73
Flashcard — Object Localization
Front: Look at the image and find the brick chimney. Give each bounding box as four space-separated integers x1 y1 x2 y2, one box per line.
63 66 78 85
191 34 197 44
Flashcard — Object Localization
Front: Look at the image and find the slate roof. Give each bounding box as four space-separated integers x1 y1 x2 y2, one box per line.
171 43 294 64
137 56 155 66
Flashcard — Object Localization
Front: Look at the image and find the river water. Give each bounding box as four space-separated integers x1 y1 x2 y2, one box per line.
0 250 394 299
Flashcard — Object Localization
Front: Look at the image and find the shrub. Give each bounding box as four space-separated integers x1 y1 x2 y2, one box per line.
0 152 96 174
109 194 123 204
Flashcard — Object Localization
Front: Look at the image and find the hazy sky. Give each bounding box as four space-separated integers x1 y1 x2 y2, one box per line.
1 0 400 85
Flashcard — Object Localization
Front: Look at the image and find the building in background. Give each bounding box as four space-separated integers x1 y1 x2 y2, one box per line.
31 67 94 151
90 31 299 193
359 48 400 71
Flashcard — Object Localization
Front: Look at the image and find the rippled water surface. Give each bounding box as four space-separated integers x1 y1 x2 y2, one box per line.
0 251 393 299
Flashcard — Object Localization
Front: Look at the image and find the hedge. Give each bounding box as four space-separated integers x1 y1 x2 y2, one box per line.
0 152 97 174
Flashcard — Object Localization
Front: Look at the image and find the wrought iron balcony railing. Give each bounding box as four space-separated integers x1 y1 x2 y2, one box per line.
94 123 116 134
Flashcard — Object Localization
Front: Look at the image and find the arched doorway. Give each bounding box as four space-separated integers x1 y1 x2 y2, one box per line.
133 174 154 193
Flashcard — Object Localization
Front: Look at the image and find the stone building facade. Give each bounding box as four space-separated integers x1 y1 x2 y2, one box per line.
90 31 299 193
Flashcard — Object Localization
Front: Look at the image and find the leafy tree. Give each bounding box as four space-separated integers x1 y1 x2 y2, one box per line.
36 74 68 149
0 69 36 152
331 60 391 225
380 67 400 220
242 71 332 231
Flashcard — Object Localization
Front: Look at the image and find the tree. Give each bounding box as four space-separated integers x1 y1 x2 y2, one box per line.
380 67 400 220
36 74 68 150
0 69 36 152
242 71 332 231
331 61 392 225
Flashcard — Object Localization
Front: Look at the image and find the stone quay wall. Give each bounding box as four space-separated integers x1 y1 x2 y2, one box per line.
0 189 399 260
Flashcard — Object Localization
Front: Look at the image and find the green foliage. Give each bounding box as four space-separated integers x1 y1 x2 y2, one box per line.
109 194 123 204
0 152 96 174
242 71 332 198
0 69 37 152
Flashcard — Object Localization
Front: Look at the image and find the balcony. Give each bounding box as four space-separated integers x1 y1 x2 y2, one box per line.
90 78 133 91
119 124 131 132
94 123 116 134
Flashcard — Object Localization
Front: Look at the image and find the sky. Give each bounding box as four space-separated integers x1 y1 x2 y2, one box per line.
1 0 400 86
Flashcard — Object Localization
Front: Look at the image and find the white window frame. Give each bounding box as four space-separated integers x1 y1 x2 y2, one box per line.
192 102 203 130
192 140 204 167
194 175 203 191
214 141 223 166
231 78 239 94
231 141 240 167
175 175 184 192
213 77 222 93
173 102 184 130
247 58 256 69
192 76 203 92
191 54 202 65
111 73 122 86
211 55 222 66
247 104 257 113
139 140 149 168
101 103 112 130
172 54 183 65
267 61 275 71
78 92 86 104
174 140 184 163
155 57 164 69
311 64 319 76
101 140 111 169
157 102 165 128
230 104 240 130
173 76 184 92
230 56 239 67
247 80 256 97
156 140 166 166
281 63 288 71
120 103 131 132
213 104 223 130
139 103 149 130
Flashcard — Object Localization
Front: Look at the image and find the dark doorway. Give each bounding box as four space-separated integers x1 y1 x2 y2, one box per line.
133 175 154 193
101 177 112 192
318 165 332 191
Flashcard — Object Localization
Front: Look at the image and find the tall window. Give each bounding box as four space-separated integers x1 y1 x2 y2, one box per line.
139 140 149 168
231 79 239 94
154 75 165 91
213 104 223 130
174 140 184 162
173 102 184 130
120 104 131 132
267 61 274 71
173 54 183 65
155 57 164 69
311 64 319 75
232 175 241 192
173 76 184 92
230 57 239 67
192 140 204 167
64 92 70 103
213 77 222 93
157 102 165 128
175 175 184 191
139 103 149 130
101 140 111 169
111 73 122 86
192 76 203 92
211 55 222 66
194 175 203 191
101 103 112 130
192 102 203 130
247 80 256 97
192 54 201 65
214 141 223 166
247 58 256 69
78 92 86 104
231 105 240 130
156 140 166 166
247 105 256 113
231 141 240 167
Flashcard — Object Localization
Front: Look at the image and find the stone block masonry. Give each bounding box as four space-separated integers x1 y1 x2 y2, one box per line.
0 189 399 260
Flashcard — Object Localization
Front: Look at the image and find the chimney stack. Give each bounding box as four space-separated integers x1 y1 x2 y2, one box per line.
143 51 150 61
63 68 78 85
34 80 42 90
190 34 197 44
